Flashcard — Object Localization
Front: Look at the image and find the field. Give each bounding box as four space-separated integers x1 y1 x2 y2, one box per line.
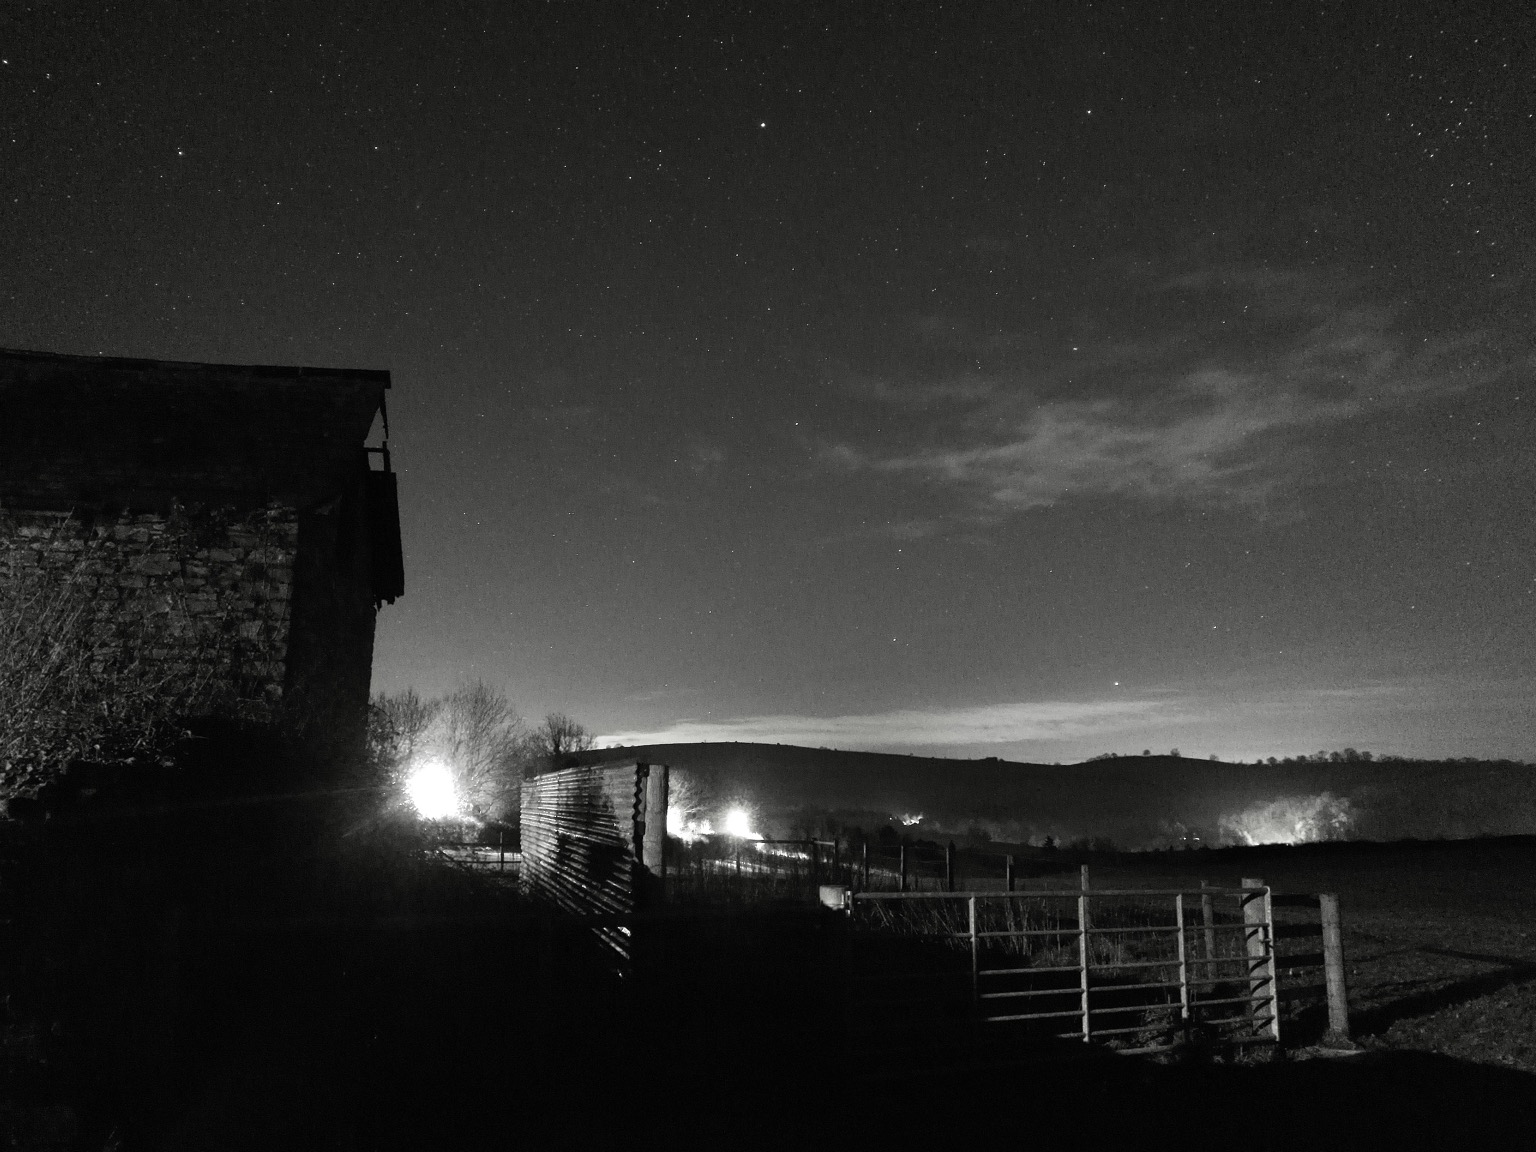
1084 837 1536 1071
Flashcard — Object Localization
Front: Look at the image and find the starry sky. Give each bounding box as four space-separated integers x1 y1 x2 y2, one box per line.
4 3 1533 763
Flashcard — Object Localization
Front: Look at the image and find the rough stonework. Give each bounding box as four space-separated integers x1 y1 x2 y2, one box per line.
0 348 404 792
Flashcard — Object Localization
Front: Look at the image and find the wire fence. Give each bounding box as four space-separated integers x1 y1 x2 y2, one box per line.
661 836 843 904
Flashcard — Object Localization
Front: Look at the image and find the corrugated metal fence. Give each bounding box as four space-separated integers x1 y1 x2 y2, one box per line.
518 761 667 954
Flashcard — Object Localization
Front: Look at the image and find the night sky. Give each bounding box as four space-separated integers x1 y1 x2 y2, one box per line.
5 3 1533 762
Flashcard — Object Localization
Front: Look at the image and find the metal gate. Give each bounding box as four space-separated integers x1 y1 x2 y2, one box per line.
846 883 1280 1058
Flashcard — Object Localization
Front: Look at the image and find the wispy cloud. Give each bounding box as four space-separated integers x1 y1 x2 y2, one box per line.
823 364 996 408
688 444 727 474
598 697 1179 751
623 685 703 703
826 264 1511 514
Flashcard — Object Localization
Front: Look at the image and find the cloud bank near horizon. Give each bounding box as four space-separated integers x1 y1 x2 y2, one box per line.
593 675 1536 763
597 697 1179 752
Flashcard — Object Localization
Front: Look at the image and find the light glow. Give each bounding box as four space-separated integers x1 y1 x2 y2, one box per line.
1220 792 1353 846
668 805 715 843
723 807 762 840
405 759 459 820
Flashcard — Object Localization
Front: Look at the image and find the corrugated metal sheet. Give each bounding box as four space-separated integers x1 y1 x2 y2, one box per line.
519 762 666 955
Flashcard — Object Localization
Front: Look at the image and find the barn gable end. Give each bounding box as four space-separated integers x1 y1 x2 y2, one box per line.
0 348 402 788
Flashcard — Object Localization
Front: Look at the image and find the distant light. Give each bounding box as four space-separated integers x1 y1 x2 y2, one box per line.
759 121 766 128
899 813 923 827
405 759 458 819
1220 793 1354 846
724 807 761 839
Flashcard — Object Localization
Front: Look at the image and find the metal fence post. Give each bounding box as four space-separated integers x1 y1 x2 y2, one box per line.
899 844 908 892
946 842 956 892
1078 893 1091 1042
1005 854 1016 892
1319 893 1353 1047
861 840 869 892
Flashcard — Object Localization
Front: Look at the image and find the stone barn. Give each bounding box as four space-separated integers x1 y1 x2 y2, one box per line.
0 348 404 790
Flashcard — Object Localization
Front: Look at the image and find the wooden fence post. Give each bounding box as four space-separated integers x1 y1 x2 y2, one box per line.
1080 864 1092 933
1175 893 1191 1045
1241 878 1278 1041
946 842 956 892
1200 879 1218 975
640 763 669 888
968 896 979 1014
1319 893 1354 1047
1005 854 1016 893
899 844 908 892
1078 893 1091 1042
861 840 869 892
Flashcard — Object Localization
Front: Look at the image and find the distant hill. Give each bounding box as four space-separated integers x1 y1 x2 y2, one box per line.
578 742 1536 848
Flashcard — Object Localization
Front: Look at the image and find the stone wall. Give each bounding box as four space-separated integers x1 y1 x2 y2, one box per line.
0 503 300 786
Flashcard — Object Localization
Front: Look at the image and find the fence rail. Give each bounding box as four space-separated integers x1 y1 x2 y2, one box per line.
434 841 521 875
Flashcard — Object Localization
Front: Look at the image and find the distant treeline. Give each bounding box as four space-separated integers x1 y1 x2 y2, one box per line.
1085 749 1534 767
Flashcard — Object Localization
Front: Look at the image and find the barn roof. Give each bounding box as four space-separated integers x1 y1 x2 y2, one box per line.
0 348 390 514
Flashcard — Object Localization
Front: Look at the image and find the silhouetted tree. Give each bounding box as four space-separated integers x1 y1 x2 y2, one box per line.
367 688 442 784
367 682 527 823
964 822 991 845
436 682 528 821
526 711 596 771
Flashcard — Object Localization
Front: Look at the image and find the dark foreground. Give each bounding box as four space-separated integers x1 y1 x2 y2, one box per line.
4 782 1534 1150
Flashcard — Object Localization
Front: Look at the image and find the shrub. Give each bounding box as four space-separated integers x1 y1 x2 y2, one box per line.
0 515 235 796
